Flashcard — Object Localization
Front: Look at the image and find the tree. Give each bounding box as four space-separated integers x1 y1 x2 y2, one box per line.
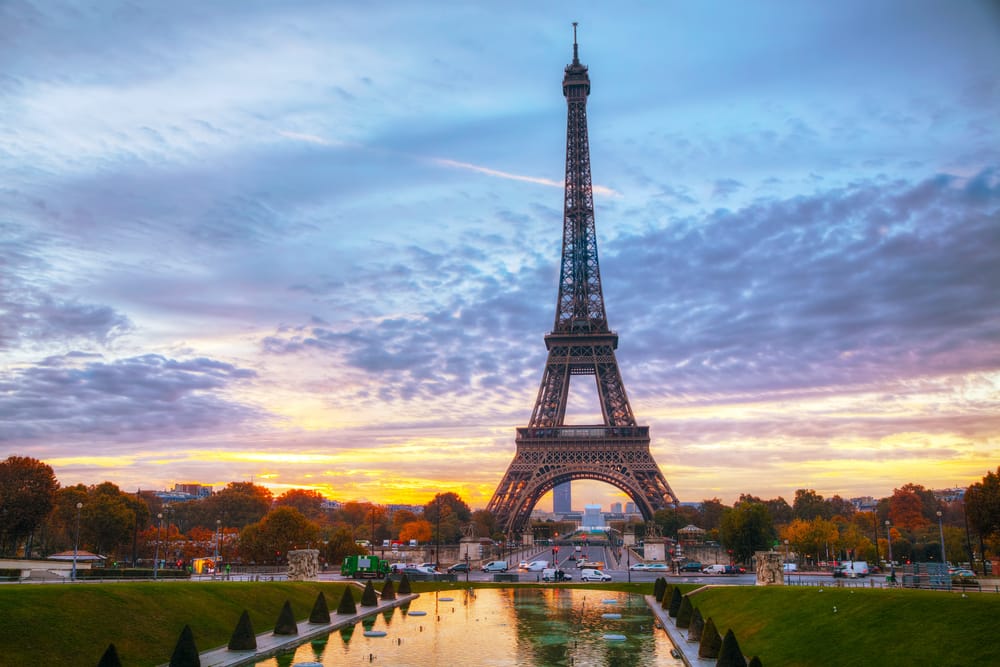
323 526 366 564
720 501 775 563
764 497 793 525
424 492 472 544
239 507 319 564
81 482 141 558
399 520 432 544
0 456 59 557
274 489 327 523
698 498 726 531
965 467 1000 561
888 484 934 532
202 482 273 530
793 489 829 521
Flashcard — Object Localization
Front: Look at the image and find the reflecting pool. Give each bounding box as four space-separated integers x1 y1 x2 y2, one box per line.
255 588 681 667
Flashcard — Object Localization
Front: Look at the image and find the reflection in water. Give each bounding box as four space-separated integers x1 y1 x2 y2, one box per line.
255 588 681 667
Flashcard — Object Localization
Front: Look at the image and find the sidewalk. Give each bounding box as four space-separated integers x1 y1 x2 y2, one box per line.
163 592 419 667
644 595 715 667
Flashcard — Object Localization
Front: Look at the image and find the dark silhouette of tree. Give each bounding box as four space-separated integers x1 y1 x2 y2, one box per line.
0 455 59 557
239 507 319 564
792 489 829 521
966 467 1000 563
721 501 775 563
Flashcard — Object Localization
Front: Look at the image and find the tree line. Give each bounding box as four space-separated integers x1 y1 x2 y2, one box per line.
1 455 998 572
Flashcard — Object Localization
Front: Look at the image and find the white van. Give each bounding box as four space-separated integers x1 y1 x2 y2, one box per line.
525 560 549 572
481 560 508 573
579 568 611 582
702 564 727 574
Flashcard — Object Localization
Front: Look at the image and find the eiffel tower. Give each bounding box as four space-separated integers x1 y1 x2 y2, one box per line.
487 26 680 538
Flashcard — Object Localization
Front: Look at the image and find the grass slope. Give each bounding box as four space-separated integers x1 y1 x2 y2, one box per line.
2 581 351 667
689 585 1000 666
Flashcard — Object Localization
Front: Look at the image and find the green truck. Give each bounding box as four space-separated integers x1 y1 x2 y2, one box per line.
340 554 390 579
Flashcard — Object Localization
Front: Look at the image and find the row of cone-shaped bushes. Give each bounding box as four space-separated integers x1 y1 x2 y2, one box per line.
653 576 762 667
96 574 411 667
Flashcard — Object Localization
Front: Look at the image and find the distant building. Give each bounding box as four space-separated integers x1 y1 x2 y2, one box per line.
172 483 213 498
933 488 966 502
582 504 603 529
625 501 637 514
554 482 572 513
610 502 623 514
850 496 877 512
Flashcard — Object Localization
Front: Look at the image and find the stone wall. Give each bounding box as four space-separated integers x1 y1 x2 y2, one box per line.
287 549 319 581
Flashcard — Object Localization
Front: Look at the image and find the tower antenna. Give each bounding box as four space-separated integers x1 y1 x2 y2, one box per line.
572 22 579 63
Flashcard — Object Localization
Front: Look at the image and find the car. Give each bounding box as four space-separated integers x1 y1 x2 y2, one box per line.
481 561 508 573
518 561 530 570
644 563 669 571
580 568 611 582
567 554 576 561
541 568 572 582
950 568 976 578
679 562 703 573
447 562 470 573
702 564 727 574
832 566 847 578
723 565 740 575
628 563 648 571
525 560 549 572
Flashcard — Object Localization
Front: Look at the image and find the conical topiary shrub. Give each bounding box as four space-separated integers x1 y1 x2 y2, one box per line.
337 586 357 614
381 578 396 601
687 607 705 642
360 580 379 607
309 592 331 624
398 572 412 595
697 616 721 659
97 643 122 667
717 628 748 667
169 624 200 667
675 594 693 628
273 600 298 636
667 587 682 617
227 610 257 650
748 655 763 667
660 584 672 609
654 577 666 601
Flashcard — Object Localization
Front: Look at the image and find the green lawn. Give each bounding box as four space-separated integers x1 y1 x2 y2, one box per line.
3 580 997 666
687 584 1000 666
2 581 352 666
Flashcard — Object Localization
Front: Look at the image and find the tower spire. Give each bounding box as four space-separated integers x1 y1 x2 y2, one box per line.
572 22 579 64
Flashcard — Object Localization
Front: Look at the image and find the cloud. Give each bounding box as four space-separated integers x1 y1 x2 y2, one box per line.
0 352 262 444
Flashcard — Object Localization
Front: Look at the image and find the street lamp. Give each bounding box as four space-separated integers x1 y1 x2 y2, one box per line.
71 502 83 581
153 512 163 580
936 510 947 570
885 520 894 584
784 539 789 583
214 519 221 578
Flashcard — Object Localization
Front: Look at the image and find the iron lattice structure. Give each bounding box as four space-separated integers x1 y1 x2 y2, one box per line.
487 28 679 538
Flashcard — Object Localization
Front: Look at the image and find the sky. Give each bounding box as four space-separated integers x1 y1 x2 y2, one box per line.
2 1 999 512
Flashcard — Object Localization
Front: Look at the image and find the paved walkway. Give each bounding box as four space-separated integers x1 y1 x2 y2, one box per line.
644 595 715 667
164 592 419 667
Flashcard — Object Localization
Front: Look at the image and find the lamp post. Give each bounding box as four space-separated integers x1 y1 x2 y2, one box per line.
936 510 947 570
153 512 163 580
214 519 221 578
71 502 83 581
784 539 789 583
885 520 894 584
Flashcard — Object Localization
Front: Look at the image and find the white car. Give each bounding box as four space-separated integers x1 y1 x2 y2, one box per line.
518 561 530 570
525 560 549 572
580 568 612 582
628 563 648 571
643 563 669 572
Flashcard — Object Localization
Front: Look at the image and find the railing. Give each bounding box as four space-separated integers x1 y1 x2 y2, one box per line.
516 426 650 440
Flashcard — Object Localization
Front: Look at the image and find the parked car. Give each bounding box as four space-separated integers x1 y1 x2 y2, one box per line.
481 561 508 573
541 568 572 582
628 563 648 571
679 562 703 572
644 563 669 572
723 565 740 575
447 562 469 573
580 568 612 582
702 564 727 574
